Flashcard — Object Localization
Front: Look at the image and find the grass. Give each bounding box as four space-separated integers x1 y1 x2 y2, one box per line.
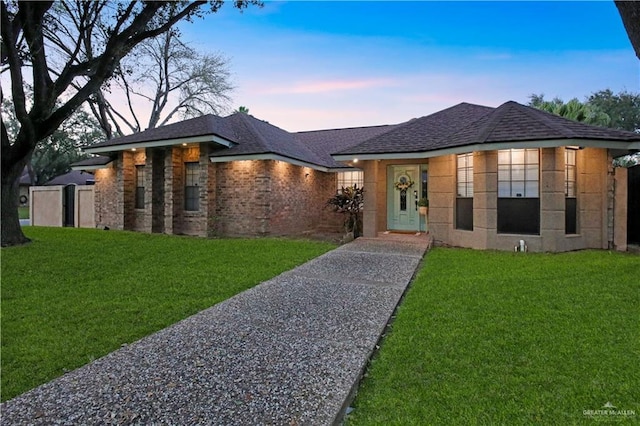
348 248 639 425
1 227 335 402
18 206 29 219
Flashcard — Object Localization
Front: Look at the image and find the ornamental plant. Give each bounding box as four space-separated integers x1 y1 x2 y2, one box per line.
326 184 364 237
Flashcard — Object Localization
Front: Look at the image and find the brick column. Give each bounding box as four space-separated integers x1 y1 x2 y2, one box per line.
540 147 565 252
612 155 627 251
473 151 497 249
120 151 135 230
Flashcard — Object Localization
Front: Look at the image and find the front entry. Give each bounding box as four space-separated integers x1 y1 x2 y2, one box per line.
387 165 423 231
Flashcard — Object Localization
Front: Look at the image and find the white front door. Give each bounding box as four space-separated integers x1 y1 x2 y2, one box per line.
387 165 420 231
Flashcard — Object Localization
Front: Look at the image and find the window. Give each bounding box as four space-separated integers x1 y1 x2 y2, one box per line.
498 149 539 198
337 170 363 191
497 149 540 234
456 153 473 230
135 165 145 209
565 148 577 234
185 162 199 211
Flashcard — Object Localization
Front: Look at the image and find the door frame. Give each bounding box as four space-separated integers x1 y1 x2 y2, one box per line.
386 164 427 232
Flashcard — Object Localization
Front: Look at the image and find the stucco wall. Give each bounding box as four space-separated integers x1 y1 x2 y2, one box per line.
76 186 95 228
30 185 95 228
30 186 63 227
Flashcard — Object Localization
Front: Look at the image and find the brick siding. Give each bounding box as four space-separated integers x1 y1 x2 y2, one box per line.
94 145 345 238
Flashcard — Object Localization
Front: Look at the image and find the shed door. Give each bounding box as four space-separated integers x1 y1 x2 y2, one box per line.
63 184 75 227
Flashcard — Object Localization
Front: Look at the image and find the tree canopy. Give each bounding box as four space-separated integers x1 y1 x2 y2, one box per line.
1 0 260 246
529 89 640 167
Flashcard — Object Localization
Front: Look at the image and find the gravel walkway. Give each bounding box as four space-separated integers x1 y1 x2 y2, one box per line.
2 235 430 425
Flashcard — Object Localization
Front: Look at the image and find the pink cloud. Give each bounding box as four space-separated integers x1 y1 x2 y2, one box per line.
258 77 397 95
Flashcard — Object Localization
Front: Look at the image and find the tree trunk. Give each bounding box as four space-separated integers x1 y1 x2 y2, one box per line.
1 158 30 247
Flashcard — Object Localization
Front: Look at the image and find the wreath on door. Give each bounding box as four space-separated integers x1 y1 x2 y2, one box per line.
394 176 414 191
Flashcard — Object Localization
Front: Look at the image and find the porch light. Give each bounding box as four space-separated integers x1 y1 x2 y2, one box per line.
182 143 188 146
131 148 136 151
353 158 359 163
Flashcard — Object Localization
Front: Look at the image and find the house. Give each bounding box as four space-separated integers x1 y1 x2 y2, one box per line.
18 167 33 207
75 101 640 252
44 170 95 186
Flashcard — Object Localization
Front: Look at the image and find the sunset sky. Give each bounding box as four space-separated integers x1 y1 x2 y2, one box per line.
178 1 638 132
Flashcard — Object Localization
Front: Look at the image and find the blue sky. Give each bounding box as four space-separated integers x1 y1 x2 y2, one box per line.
181 1 639 132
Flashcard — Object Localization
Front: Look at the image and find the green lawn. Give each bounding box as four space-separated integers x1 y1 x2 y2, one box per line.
1 227 335 402
348 248 639 425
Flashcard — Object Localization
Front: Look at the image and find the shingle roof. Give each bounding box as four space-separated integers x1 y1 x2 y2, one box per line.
82 101 640 170
295 124 398 168
337 101 640 156
45 170 95 186
336 102 495 155
445 101 640 147
208 113 329 168
86 114 237 150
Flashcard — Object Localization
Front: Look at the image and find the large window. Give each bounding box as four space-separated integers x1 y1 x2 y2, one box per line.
135 165 145 209
185 162 199 211
497 149 540 234
456 153 473 230
337 170 363 191
565 148 577 234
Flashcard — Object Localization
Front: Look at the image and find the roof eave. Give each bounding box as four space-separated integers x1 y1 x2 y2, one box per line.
332 138 637 161
71 163 112 171
209 153 330 172
85 134 235 155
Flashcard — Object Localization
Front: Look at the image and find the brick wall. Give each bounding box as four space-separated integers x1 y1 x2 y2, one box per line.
94 162 120 229
95 148 345 238
264 160 340 236
212 160 342 237
213 160 264 236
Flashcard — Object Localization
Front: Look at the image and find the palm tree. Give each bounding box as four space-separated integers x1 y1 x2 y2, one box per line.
528 95 611 127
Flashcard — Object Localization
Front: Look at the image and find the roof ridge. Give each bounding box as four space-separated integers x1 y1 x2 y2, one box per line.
235 113 272 151
295 123 394 135
433 103 496 144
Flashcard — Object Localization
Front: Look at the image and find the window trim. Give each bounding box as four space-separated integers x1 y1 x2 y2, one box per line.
456 152 474 198
565 148 578 234
337 170 363 191
498 148 539 198
497 149 540 235
135 165 145 210
184 162 200 212
456 153 474 231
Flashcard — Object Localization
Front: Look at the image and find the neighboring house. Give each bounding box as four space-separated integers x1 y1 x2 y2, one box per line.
75 101 640 252
18 167 33 206
45 170 95 186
